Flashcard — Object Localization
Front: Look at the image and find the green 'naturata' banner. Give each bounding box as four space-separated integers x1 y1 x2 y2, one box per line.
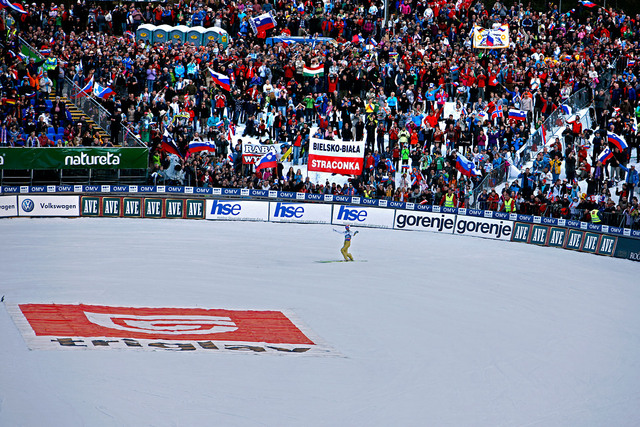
0 148 149 170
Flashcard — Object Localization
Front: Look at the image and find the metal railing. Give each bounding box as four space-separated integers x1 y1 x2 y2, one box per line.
18 36 146 148
470 62 617 208
64 78 146 148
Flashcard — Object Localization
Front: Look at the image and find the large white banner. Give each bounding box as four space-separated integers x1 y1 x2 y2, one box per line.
269 202 332 224
18 195 80 217
472 24 509 49
239 138 283 165
205 199 269 221
394 210 456 234
308 138 365 175
331 205 395 229
453 216 513 240
0 195 18 217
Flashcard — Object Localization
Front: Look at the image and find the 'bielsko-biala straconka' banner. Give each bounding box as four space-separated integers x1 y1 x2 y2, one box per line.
472 24 509 49
0 148 149 170
308 138 365 175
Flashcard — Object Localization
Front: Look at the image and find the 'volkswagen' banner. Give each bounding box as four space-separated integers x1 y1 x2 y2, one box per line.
308 138 365 175
0 148 149 170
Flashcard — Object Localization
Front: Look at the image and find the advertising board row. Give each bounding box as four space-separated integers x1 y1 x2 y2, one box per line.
3 184 638 240
2 195 639 261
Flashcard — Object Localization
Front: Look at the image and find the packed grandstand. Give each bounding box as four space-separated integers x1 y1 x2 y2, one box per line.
0 0 639 228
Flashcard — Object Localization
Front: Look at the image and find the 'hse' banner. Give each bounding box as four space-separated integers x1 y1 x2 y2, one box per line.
308 138 365 175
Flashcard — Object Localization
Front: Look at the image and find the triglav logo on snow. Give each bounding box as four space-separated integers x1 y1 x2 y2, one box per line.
21 198 35 212
9 303 336 355
84 312 238 335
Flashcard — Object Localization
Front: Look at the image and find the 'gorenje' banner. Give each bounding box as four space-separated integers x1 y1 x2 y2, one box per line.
308 138 365 175
0 148 149 170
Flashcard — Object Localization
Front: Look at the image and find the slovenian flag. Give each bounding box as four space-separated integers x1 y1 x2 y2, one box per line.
73 76 94 99
561 105 572 116
508 109 527 121
580 0 596 7
162 135 184 159
455 153 482 177
93 83 115 99
597 148 613 164
209 69 231 91
385 158 396 174
303 63 324 77
0 0 27 14
187 141 216 156
249 12 276 34
607 132 628 151
255 149 278 171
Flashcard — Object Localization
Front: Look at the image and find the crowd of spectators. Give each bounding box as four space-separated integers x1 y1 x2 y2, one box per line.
1 0 639 227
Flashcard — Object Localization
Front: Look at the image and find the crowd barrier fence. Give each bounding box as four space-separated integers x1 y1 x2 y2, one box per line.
1 187 638 262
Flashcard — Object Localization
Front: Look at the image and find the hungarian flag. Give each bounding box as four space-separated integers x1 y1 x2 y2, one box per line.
303 64 324 77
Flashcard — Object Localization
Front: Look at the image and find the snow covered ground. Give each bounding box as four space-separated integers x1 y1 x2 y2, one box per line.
1 218 639 426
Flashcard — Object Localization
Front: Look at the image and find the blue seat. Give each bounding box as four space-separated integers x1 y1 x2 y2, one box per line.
47 127 55 134
45 100 53 112
57 127 64 135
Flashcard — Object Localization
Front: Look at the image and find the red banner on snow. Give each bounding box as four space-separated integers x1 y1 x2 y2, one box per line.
18 303 314 344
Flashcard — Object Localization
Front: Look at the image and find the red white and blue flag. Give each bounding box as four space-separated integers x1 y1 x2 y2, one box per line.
455 153 482 177
597 148 613 164
561 105 573 116
187 141 216 156
162 131 184 158
508 109 527 121
73 77 94 99
209 69 231 92
93 83 115 99
227 123 236 141
385 158 396 174
580 0 596 7
607 132 628 151
249 12 276 34
0 0 27 14
255 149 278 171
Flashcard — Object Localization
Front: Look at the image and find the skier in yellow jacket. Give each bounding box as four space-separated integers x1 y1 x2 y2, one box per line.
334 225 359 261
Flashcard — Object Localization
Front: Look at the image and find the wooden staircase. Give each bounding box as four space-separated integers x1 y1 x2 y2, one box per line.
47 93 111 143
